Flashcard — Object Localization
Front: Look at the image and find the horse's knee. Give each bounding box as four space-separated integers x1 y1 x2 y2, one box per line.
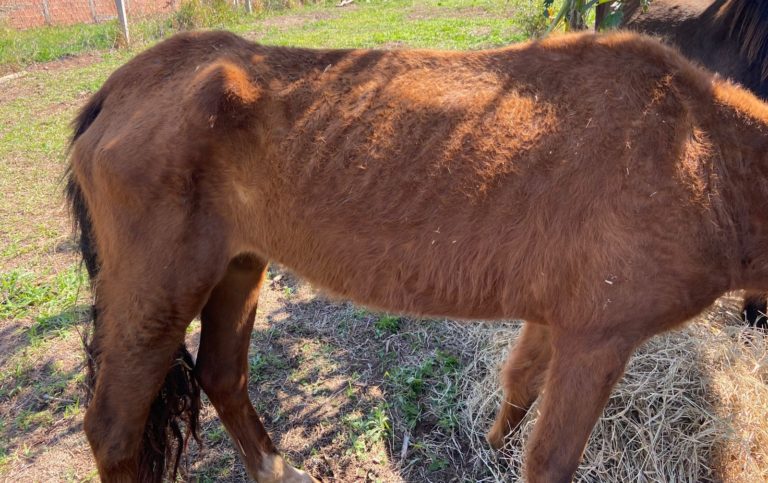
84 400 141 477
195 361 247 406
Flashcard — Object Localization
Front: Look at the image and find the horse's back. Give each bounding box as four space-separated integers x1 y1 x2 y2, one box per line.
70 30 749 323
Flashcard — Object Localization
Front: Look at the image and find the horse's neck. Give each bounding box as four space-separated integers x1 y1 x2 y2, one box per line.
720 96 768 289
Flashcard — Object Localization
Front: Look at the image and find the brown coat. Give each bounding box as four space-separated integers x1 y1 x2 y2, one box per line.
68 30 768 482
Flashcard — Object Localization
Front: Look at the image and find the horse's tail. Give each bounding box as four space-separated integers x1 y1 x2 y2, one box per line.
66 91 201 482
720 0 768 81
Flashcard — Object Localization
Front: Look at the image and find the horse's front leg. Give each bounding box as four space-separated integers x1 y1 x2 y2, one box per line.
524 328 637 483
195 255 319 483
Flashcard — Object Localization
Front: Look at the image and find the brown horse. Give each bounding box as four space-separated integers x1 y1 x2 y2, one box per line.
623 0 768 328
67 30 768 482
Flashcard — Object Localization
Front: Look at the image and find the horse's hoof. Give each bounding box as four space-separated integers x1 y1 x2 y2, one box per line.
290 467 322 483
256 453 322 483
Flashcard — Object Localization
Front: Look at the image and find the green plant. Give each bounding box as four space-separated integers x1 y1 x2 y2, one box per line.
385 350 461 431
374 314 400 337
173 0 246 31
544 0 651 32
249 352 288 381
343 404 390 458
1 266 85 331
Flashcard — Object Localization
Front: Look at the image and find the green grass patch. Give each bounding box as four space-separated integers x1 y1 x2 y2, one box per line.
193 451 236 481
1 265 85 322
1 0 549 72
374 314 401 337
0 22 118 67
16 409 55 432
385 350 461 431
343 403 390 459
255 0 539 50
249 351 290 382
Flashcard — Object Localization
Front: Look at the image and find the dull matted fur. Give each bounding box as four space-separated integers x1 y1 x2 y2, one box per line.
68 30 768 482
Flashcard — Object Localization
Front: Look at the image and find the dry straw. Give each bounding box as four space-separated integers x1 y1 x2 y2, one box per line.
457 299 768 482
261 275 767 482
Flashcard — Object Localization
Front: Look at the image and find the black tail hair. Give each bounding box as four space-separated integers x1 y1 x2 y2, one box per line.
67 91 201 482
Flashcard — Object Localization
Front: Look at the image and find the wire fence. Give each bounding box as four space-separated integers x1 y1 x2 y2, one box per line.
0 0 181 30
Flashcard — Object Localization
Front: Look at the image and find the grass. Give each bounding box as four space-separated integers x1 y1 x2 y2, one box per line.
0 22 119 68
1 266 84 320
1 0 547 72
384 349 461 431
343 403 391 459
374 314 400 337
250 1 535 49
0 0 259 70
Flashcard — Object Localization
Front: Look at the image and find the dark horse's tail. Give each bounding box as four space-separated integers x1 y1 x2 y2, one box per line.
66 91 201 482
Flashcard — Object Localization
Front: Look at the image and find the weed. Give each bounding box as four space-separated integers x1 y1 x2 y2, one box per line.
0 265 85 322
427 456 449 471
0 447 10 473
63 399 82 418
385 350 461 431
374 314 400 337
204 422 228 444
343 404 390 459
1 270 51 319
346 372 360 399
16 409 54 431
249 352 289 382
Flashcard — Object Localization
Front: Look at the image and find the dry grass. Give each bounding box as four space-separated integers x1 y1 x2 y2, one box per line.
177 268 768 482
457 298 768 482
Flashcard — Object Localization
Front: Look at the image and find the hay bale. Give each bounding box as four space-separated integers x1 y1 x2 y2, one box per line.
458 301 768 482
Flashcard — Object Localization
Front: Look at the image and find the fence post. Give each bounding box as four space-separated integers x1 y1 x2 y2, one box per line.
88 0 98 22
115 0 130 45
41 0 51 25
245 0 252 14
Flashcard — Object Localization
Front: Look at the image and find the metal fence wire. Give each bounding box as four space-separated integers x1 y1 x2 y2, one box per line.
0 0 183 30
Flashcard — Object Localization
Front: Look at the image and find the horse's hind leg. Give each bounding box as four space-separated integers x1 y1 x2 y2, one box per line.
524 329 636 483
195 255 318 483
84 247 227 480
487 322 551 449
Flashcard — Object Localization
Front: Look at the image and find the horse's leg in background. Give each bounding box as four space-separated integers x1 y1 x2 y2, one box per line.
742 291 767 328
84 251 226 481
487 323 552 449
524 329 638 483
194 255 318 483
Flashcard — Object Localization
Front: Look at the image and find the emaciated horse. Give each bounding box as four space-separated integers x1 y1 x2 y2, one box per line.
67 30 768 482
